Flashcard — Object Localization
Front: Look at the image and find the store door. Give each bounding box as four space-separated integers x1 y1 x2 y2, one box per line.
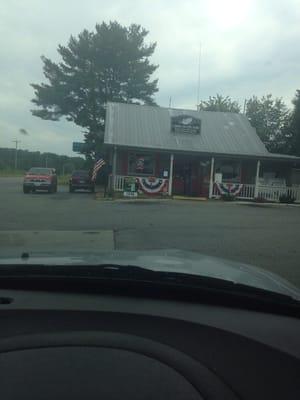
183 163 192 196
173 158 200 196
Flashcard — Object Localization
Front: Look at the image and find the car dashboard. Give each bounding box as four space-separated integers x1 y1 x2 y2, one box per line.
0 287 299 399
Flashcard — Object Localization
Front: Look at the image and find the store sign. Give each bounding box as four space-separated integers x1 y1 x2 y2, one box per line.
171 114 201 135
123 177 138 197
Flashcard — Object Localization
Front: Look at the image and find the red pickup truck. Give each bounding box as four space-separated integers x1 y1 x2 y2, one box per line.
23 167 57 194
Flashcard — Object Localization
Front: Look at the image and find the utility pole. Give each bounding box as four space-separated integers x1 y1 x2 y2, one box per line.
12 139 20 169
196 43 202 110
243 99 247 114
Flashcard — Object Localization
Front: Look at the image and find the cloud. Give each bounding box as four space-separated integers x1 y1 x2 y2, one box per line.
0 0 299 155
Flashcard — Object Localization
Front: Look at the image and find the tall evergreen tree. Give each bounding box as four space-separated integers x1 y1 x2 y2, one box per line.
31 21 158 159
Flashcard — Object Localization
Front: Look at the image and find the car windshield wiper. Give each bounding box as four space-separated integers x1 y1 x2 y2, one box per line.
0 263 299 306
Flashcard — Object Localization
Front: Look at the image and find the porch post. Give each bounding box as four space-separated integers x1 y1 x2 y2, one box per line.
168 153 174 196
111 146 117 191
254 160 261 198
208 157 215 198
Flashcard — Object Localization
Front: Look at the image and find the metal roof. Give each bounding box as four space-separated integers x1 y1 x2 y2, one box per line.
104 102 295 159
262 153 300 162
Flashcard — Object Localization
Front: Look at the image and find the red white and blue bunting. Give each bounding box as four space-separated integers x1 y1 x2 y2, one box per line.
137 177 168 194
216 182 243 196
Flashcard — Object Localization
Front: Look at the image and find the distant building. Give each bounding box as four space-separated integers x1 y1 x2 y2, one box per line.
104 102 300 200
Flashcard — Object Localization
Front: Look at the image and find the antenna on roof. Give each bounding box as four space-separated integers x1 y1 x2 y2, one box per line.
196 43 202 110
169 96 172 108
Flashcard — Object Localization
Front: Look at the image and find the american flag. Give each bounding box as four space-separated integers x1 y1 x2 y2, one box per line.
91 158 106 182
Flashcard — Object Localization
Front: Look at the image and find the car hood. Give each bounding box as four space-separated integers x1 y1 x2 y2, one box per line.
0 249 299 300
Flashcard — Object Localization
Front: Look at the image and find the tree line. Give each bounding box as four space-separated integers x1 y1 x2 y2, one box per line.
30 21 300 158
198 92 300 155
0 148 84 174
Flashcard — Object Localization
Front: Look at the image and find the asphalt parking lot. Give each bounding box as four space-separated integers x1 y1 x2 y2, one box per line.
0 177 300 287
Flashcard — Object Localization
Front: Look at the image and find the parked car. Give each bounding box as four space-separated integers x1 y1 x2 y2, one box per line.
23 167 57 194
69 170 95 193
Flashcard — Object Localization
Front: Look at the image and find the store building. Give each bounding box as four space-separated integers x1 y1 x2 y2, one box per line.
104 102 300 201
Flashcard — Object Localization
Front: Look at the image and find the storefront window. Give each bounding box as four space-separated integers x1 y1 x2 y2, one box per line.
128 153 155 176
216 161 241 182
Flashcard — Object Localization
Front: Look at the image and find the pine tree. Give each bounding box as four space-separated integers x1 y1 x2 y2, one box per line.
31 22 158 158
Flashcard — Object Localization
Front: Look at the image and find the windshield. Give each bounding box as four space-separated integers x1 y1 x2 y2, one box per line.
72 171 89 177
0 0 300 299
27 168 53 175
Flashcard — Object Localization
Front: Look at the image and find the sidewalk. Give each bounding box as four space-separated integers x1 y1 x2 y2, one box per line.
95 195 171 203
235 201 300 208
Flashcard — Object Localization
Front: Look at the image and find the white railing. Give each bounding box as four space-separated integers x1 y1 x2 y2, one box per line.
212 182 300 202
113 175 127 191
237 184 256 199
257 185 300 202
212 183 255 199
114 176 300 202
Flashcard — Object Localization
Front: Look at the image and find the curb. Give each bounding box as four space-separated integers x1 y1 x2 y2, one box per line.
173 196 208 201
235 201 300 208
94 192 114 201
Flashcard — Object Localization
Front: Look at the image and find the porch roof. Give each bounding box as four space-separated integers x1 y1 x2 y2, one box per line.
104 102 300 162
262 153 300 162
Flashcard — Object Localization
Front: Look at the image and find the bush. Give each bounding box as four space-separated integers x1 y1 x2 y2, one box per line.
221 193 236 201
279 193 296 204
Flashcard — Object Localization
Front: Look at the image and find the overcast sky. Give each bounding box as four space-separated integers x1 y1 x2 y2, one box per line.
1 0 299 156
